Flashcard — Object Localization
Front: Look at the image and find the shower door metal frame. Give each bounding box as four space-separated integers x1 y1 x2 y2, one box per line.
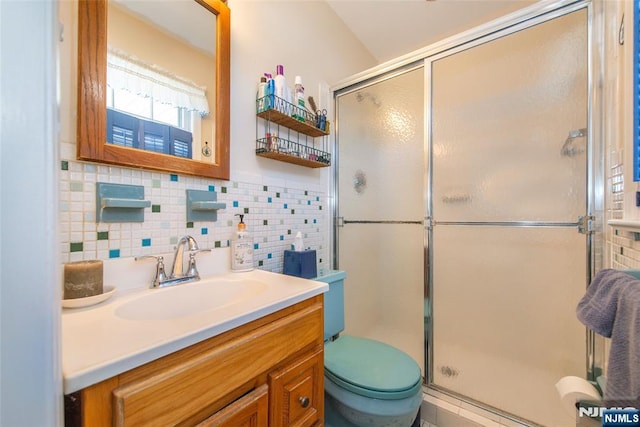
331 0 605 422
422 1 604 423
332 60 427 267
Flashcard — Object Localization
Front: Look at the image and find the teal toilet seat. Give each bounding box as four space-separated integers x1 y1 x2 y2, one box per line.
324 334 422 400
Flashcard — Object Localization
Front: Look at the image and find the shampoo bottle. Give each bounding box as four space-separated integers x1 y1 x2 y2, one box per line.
257 76 268 112
231 214 254 272
274 65 287 112
293 76 305 122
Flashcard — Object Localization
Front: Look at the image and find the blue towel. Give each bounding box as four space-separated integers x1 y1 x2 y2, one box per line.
577 269 640 407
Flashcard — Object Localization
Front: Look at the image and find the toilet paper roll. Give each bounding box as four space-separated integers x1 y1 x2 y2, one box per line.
555 376 602 419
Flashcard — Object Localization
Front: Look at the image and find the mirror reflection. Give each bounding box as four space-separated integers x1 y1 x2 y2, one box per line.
107 0 217 162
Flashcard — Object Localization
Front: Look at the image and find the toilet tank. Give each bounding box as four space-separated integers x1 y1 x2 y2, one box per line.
314 270 346 341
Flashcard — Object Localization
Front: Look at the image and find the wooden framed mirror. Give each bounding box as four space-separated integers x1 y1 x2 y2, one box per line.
77 0 230 179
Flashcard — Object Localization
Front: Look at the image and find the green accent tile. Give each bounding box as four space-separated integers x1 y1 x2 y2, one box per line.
263 186 268 191
319 205 323 210
186 221 194 228
304 219 308 224
221 187 227 193
170 236 178 245
227 220 233 227
97 231 109 240
287 230 291 235
233 182 239 188
276 192 280 198
70 181 83 192
258 260 264 267
61 160 68 171
152 179 161 188
263 236 268 243
152 204 161 213
254 196 259 202
70 242 83 252
263 219 268 226
244 207 249 214
304 190 308 195
215 241 221 248
291 209 295 214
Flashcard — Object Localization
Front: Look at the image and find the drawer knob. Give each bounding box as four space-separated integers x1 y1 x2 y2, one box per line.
298 396 310 408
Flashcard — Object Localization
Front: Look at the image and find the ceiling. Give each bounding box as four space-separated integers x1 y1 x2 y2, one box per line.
326 0 539 63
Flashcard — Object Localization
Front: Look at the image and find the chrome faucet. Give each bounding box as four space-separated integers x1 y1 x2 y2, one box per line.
135 235 210 288
171 235 200 278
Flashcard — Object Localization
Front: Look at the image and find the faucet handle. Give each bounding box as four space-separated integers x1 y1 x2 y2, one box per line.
134 255 168 288
185 249 211 279
186 253 200 279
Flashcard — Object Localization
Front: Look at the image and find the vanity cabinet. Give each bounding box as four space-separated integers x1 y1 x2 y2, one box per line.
65 295 324 427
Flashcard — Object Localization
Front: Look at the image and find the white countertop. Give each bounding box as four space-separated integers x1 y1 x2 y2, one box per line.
62 267 328 394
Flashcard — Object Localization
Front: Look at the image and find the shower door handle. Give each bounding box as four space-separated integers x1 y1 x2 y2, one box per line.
578 215 594 235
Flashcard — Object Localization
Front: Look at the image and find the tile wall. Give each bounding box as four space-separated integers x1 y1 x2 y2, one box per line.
59 147 329 274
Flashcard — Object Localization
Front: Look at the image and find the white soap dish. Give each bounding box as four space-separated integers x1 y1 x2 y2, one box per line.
62 286 116 309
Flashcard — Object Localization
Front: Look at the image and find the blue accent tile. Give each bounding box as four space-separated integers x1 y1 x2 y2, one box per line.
170 174 178 182
109 249 120 258
233 201 239 207
142 238 151 247
316 196 320 201
268 197 273 203
280 235 284 241
254 243 259 250
201 228 208 235
313 219 317 224
284 203 288 209
307 200 311 205
267 253 272 259
208 185 215 191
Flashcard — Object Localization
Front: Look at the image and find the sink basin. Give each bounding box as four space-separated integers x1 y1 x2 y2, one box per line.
115 278 269 320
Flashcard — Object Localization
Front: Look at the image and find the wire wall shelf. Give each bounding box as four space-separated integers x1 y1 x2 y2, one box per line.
256 96 331 168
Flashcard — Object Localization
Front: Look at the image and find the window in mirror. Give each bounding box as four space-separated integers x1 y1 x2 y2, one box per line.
105 48 207 158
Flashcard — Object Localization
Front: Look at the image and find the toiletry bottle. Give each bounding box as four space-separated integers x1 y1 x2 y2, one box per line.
293 76 305 122
231 214 254 272
274 65 287 112
257 76 267 112
265 73 274 111
294 231 304 251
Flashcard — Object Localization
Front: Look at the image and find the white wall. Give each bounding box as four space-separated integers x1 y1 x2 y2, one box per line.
228 0 376 183
0 1 62 425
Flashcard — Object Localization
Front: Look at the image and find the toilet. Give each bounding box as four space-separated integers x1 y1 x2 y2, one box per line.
316 270 423 427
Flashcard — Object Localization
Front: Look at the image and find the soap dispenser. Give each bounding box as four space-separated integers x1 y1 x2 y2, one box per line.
231 214 254 272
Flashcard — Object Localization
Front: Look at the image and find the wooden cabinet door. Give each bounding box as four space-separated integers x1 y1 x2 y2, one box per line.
197 384 268 427
269 349 324 427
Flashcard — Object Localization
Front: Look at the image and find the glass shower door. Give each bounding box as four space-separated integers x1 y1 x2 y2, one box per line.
336 67 425 374
430 8 588 426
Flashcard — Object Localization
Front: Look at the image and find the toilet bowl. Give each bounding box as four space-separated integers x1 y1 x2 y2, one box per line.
315 271 423 427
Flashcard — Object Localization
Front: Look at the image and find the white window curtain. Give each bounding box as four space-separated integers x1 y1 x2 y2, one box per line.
107 48 210 115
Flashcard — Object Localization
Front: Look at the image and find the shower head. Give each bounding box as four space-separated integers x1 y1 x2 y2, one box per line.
561 128 587 157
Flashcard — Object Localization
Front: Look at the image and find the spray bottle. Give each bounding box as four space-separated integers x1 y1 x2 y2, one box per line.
231 214 254 272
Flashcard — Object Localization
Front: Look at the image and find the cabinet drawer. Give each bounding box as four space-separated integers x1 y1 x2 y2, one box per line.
197 384 269 427
111 302 322 426
269 349 324 427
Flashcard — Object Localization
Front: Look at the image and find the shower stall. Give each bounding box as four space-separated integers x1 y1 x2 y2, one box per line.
333 2 603 426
